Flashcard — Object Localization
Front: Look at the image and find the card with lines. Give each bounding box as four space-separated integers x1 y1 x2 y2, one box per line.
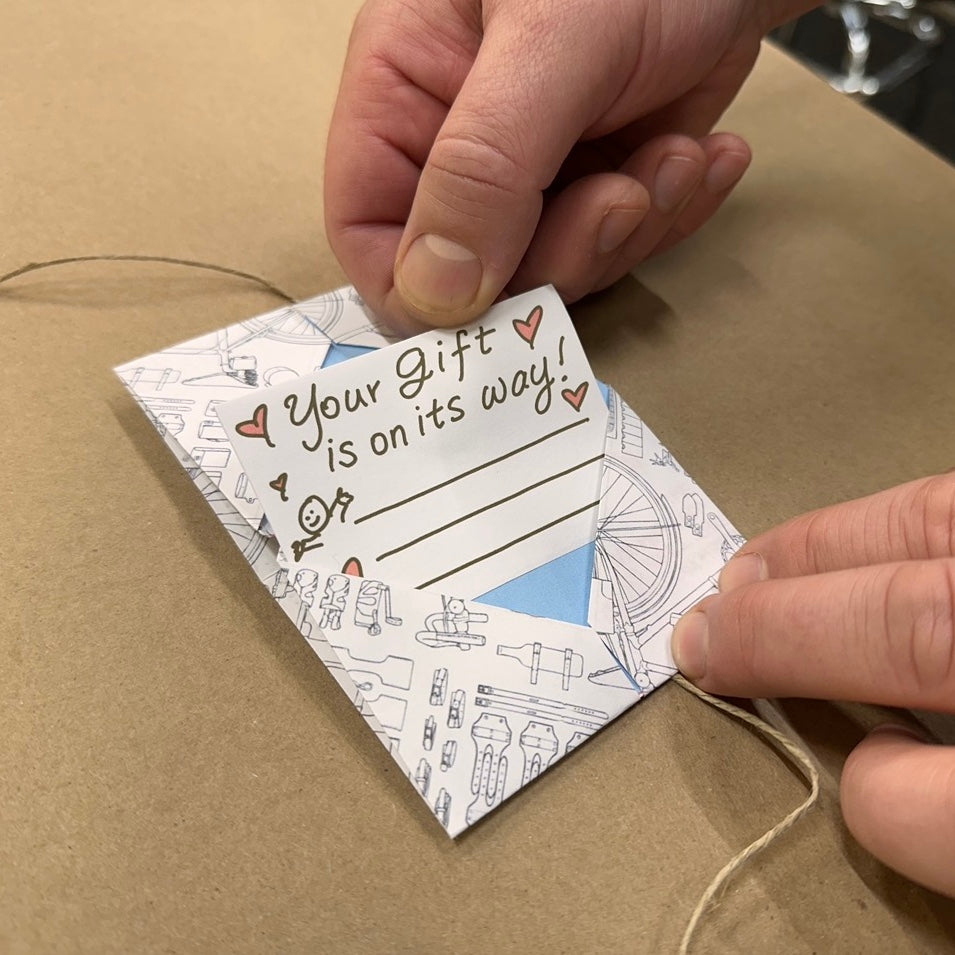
217 287 608 598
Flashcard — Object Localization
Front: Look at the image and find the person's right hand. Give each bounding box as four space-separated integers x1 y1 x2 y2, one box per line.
671 472 955 898
325 0 809 333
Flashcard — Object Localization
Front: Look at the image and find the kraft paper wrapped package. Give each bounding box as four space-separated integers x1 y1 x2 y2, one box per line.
3 2 955 952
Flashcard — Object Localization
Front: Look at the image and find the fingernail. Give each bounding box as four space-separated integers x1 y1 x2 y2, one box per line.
704 152 749 194
671 611 709 681
653 156 702 214
719 552 768 593
396 234 483 315
868 723 930 743
596 206 644 255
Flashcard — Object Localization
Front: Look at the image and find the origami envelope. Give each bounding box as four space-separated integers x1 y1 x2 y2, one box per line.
116 286 741 837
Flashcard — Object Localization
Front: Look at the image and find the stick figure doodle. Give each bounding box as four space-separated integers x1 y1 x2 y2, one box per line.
291 487 354 561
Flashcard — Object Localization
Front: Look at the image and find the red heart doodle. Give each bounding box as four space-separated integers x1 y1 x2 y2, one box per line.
512 305 543 348
561 382 588 412
342 557 364 577
235 403 274 448
268 472 288 501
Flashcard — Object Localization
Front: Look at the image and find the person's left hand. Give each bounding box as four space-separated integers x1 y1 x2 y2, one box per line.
324 0 773 334
671 471 955 898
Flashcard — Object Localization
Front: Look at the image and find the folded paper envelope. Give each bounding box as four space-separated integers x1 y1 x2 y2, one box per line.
116 286 740 836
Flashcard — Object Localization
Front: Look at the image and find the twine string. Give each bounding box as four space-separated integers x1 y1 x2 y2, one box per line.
673 675 820 955
0 254 295 302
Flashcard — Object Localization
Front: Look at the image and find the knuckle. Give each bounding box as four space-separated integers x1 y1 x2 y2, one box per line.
881 560 955 697
358 0 414 37
722 585 768 683
906 474 955 559
352 0 404 51
785 507 841 575
424 125 531 215
796 508 831 573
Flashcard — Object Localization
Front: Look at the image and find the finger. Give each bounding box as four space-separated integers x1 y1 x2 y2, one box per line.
587 135 706 292
324 2 479 334
719 473 955 592
670 557 955 709
511 133 747 302
506 172 651 303
390 10 628 327
590 134 747 292
650 133 751 257
841 726 955 898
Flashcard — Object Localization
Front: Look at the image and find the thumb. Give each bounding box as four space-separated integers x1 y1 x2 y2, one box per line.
841 725 955 898
392 12 606 326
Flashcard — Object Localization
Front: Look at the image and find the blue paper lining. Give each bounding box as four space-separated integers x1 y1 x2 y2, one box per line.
322 342 375 367
321 342 606 626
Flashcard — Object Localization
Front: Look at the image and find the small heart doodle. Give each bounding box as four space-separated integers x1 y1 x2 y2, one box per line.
342 557 364 577
561 382 588 412
268 472 288 502
235 403 275 448
512 304 543 348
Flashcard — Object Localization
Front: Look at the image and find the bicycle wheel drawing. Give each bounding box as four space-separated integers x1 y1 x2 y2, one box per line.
593 458 682 648
188 467 270 569
240 297 343 343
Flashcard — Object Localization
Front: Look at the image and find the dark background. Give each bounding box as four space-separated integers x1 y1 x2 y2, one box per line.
773 1 954 162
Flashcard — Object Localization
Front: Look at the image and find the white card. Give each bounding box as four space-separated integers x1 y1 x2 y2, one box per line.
217 287 608 598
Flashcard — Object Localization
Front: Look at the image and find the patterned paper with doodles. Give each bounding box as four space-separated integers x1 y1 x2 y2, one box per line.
114 287 393 531
217 287 609 598
116 283 744 838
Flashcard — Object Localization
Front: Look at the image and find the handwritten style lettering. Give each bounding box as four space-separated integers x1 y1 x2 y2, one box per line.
284 380 382 451
480 356 555 415
395 326 497 400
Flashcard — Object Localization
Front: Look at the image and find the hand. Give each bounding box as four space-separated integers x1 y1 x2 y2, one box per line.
325 0 804 333
671 472 955 897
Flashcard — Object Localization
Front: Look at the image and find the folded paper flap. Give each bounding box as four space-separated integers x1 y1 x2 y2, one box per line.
589 388 732 688
131 403 399 754
283 563 641 836
113 287 392 532
217 287 608 599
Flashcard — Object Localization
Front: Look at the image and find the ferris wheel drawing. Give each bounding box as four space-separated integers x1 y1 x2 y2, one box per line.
592 456 682 681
